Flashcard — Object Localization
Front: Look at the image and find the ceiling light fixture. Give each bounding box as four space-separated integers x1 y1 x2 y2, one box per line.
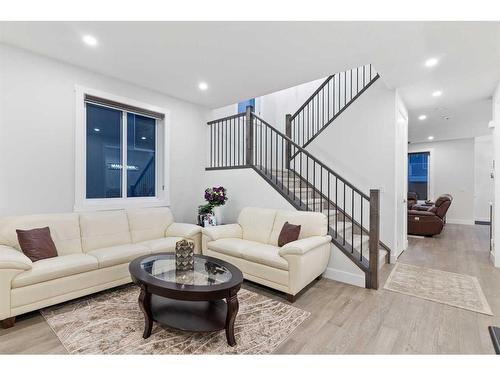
198 82 208 91
82 35 98 47
141 136 147 140
432 90 442 97
418 115 427 121
428 136 434 140
424 57 439 67
94 128 100 132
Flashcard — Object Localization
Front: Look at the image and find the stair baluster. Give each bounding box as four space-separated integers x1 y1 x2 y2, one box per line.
206 107 386 289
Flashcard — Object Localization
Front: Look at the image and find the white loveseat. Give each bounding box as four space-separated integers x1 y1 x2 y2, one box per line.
0 207 201 328
202 207 332 302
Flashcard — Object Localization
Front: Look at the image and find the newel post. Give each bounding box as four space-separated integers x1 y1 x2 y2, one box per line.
245 105 254 166
367 189 380 289
285 114 292 169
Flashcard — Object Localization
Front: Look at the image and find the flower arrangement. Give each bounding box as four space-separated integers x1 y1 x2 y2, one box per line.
204 186 228 207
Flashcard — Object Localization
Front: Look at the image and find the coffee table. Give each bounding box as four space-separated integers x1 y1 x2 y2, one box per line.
129 253 243 346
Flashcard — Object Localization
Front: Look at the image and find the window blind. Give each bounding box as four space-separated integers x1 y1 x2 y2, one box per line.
84 94 165 120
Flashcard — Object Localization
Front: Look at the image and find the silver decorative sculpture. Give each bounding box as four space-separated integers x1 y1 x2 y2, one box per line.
175 239 195 271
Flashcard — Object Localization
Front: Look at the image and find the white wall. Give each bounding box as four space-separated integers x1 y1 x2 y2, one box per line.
208 78 323 128
305 79 404 258
474 135 494 222
203 168 294 221
395 93 409 254
408 138 475 225
492 81 500 267
0 44 208 222
256 78 323 132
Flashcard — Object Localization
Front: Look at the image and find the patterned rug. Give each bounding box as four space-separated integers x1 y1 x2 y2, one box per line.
41 285 310 354
384 263 493 316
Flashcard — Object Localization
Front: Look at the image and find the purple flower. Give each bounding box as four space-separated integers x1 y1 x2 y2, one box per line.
204 186 227 206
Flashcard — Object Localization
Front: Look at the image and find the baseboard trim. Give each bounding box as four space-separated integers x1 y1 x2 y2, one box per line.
490 251 498 268
323 267 365 288
475 220 491 225
446 219 475 225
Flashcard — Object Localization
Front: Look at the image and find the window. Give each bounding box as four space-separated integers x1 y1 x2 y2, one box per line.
86 104 123 198
75 87 168 211
238 98 255 113
126 113 156 197
408 152 429 200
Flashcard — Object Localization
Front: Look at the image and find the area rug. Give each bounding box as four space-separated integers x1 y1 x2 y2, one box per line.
384 263 493 316
40 285 310 354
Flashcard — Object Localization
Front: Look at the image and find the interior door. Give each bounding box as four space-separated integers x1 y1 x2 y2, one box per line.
395 107 408 257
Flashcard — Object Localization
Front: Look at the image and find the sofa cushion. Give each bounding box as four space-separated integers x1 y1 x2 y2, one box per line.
206 238 261 258
140 237 183 254
237 207 277 244
268 210 327 246
80 211 132 252
0 213 82 256
16 227 58 262
87 243 150 268
12 254 98 288
241 243 289 271
277 222 301 247
127 207 174 243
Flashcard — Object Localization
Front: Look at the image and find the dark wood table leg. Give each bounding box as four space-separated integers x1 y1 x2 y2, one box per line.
225 293 239 346
138 286 153 339
1 317 15 329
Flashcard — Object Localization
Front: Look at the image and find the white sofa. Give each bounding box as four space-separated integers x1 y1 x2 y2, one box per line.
202 207 332 302
0 207 201 328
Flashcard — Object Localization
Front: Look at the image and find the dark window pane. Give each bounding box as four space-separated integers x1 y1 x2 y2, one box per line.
127 113 156 197
86 104 122 199
408 152 429 200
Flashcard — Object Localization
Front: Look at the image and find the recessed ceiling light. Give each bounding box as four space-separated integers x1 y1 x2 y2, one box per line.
418 115 427 121
94 128 100 132
141 136 147 140
432 90 442 97
428 136 434 140
82 35 98 47
424 57 439 67
198 82 208 91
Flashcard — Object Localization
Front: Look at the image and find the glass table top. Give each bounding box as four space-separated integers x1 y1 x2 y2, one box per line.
140 255 232 286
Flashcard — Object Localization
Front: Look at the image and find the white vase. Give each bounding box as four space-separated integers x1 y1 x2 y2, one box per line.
213 206 223 225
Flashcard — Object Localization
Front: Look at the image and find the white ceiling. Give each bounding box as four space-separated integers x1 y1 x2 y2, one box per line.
1 21 499 140
408 99 492 143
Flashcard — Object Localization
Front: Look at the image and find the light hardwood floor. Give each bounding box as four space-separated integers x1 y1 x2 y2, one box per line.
0 223 498 354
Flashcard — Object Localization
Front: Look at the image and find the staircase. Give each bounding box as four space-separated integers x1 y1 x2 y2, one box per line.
260 167 389 271
287 64 380 148
206 64 388 289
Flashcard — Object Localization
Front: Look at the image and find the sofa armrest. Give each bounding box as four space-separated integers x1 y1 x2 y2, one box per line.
202 224 242 242
0 245 32 271
279 235 332 257
412 205 432 212
165 223 202 239
408 210 436 217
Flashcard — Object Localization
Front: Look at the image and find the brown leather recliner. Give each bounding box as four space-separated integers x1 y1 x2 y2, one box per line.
408 194 453 236
407 192 418 209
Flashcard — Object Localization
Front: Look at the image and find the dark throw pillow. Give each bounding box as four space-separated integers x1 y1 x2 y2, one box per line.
16 227 58 262
278 222 301 247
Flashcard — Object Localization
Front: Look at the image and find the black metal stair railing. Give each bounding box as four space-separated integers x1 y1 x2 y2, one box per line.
206 107 382 289
287 64 379 149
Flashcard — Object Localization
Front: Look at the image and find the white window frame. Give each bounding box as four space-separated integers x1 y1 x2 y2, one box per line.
74 85 170 211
